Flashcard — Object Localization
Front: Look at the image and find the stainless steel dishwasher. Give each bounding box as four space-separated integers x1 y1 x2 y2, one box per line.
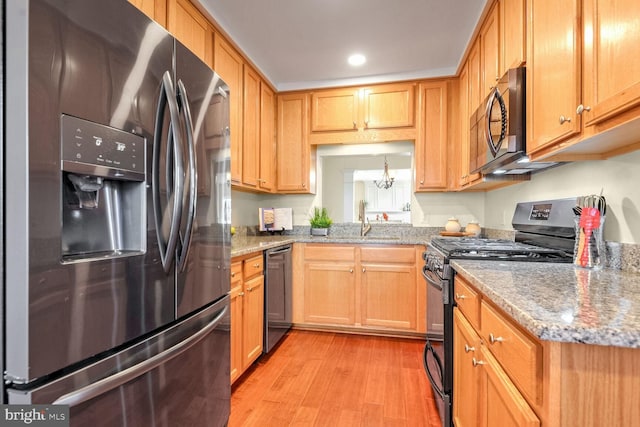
264 245 292 353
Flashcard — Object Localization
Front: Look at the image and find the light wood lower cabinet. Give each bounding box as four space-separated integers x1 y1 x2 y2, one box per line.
454 272 640 427
294 243 425 335
230 253 264 384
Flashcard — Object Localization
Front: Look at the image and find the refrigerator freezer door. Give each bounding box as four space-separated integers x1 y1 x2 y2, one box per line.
8 297 230 427
5 0 176 383
174 41 231 319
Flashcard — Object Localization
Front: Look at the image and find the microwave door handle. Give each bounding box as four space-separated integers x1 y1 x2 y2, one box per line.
175 79 197 273
53 304 228 408
485 88 506 157
153 71 184 273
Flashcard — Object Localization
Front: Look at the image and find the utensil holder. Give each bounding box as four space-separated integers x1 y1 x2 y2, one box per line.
573 214 606 269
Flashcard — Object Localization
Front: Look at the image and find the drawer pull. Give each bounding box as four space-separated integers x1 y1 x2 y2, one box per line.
254 263 260 268
238 292 244 297
350 268 354 273
464 344 475 353
472 358 485 367
456 293 467 300
362 267 366 273
231 272 235 278
489 333 504 344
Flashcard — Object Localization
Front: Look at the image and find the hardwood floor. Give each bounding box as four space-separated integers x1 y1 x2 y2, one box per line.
229 330 442 426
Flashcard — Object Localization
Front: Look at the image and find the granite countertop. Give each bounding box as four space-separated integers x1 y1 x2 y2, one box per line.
231 234 429 257
231 236 296 257
451 260 640 348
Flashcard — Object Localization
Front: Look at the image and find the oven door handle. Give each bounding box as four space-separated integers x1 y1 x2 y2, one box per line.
422 265 444 292
423 342 445 399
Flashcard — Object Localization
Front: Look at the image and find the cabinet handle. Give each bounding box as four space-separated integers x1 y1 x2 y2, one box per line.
238 292 245 297
455 293 467 300
353 121 357 129
420 180 424 184
559 115 572 124
489 333 504 344
231 272 235 278
302 183 306 188
464 344 475 353
576 104 591 115
349 268 354 273
472 358 485 367
254 263 260 268
362 267 366 273
364 120 369 129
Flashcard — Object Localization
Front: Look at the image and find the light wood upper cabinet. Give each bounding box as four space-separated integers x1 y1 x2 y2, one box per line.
259 84 276 192
310 88 359 132
214 36 244 185
526 0 582 155
311 83 415 133
581 0 640 127
500 0 526 74
480 4 500 98
167 0 212 67
276 93 316 193
242 66 261 189
362 83 416 129
415 81 448 191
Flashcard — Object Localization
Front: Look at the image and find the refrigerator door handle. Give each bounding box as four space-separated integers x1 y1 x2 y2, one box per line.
175 79 197 273
153 71 185 273
52 304 228 408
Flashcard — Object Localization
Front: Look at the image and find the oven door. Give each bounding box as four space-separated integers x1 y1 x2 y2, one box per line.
421 264 452 427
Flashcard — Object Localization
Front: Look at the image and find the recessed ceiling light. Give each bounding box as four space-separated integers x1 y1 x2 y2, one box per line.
348 54 366 66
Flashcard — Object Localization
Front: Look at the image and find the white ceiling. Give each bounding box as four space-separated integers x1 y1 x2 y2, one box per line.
198 0 488 91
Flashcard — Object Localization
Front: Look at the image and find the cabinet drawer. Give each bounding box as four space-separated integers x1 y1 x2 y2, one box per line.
231 261 243 287
481 300 542 405
360 245 415 263
454 276 481 330
304 244 356 262
243 254 264 279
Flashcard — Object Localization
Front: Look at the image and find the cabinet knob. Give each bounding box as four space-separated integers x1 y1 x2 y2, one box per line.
231 272 236 278
456 293 467 300
364 120 369 129
353 121 357 129
362 267 366 273
238 292 245 297
254 263 260 268
576 104 591 115
349 268 354 273
464 344 475 353
489 333 504 344
559 115 572 124
472 358 485 367
302 183 306 188
420 180 424 184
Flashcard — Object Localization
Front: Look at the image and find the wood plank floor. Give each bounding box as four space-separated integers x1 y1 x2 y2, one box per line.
229 330 442 426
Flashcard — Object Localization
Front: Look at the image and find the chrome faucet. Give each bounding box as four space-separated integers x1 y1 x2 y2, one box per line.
358 200 371 237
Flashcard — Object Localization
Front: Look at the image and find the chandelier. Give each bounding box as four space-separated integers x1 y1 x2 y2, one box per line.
374 157 394 189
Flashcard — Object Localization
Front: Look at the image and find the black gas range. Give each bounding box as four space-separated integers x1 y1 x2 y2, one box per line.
422 198 576 427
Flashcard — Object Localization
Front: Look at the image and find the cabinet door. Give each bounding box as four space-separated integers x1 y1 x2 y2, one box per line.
259 84 276 192
480 4 500 97
242 66 261 188
458 62 472 187
527 0 581 154
360 262 416 330
214 36 244 185
303 262 356 325
500 0 526 73
415 81 448 191
582 0 640 126
481 346 540 427
167 0 212 67
243 274 264 368
362 83 416 129
276 93 315 193
229 262 243 384
311 88 359 132
453 309 482 427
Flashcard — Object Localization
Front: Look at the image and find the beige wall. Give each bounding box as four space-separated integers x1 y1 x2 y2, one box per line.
231 148 640 244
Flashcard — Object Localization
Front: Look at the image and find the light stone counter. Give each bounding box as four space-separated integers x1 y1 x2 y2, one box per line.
231 236 296 258
451 260 640 348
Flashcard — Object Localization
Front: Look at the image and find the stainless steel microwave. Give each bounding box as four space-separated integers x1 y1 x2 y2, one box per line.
470 67 531 175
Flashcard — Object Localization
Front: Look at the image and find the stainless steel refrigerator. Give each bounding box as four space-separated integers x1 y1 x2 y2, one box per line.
3 0 231 425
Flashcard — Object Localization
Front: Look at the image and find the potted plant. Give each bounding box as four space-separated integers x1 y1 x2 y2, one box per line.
309 207 332 236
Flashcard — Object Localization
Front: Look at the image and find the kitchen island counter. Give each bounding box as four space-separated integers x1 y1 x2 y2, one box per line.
451 260 640 348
